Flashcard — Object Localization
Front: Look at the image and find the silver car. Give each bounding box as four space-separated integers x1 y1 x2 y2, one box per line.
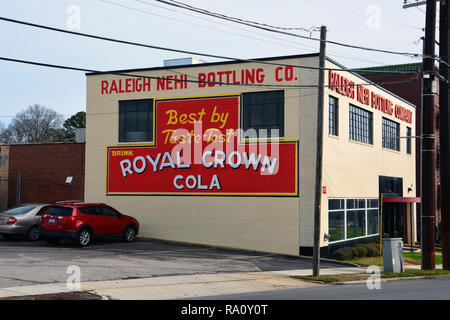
0 204 50 241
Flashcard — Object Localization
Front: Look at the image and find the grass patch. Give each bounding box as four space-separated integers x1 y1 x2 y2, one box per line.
382 269 450 278
403 252 442 265
292 269 450 284
348 256 383 267
347 253 441 267
292 274 369 283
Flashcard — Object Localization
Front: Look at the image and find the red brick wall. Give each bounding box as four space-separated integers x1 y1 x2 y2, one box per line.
7 143 85 208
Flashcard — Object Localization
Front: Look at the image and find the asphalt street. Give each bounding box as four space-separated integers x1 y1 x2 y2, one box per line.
193 277 450 300
0 236 344 288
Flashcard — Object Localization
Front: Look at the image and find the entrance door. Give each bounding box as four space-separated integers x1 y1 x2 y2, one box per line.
379 176 404 240
383 203 405 239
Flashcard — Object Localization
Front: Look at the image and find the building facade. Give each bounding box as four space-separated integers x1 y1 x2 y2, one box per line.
0 143 85 211
360 63 440 236
85 54 416 257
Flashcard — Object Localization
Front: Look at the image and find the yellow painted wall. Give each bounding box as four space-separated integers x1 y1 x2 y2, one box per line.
85 56 317 255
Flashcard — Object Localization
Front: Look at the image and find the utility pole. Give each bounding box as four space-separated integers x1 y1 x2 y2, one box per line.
439 0 450 270
422 0 437 270
313 25 327 277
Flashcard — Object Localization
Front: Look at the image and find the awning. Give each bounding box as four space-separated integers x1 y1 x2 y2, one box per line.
383 197 421 203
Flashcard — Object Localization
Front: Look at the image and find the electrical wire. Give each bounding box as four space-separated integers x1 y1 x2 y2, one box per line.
97 0 321 53
156 0 442 62
133 0 394 67
0 16 422 75
303 0 424 31
0 55 422 90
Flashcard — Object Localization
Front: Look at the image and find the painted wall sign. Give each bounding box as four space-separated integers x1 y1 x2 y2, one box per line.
100 66 298 95
106 95 298 196
328 70 413 124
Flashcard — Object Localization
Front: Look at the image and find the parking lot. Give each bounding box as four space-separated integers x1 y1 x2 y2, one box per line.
0 236 345 288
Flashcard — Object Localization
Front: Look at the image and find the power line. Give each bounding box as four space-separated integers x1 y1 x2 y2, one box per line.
134 0 394 67
97 0 322 53
0 55 422 89
156 0 439 61
0 16 423 75
303 0 424 31
135 0 321 33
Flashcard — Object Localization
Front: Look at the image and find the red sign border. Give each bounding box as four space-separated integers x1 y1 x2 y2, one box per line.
105 94 299 197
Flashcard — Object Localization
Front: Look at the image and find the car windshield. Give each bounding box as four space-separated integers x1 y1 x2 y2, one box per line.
48 206 73 217
5 205 37 215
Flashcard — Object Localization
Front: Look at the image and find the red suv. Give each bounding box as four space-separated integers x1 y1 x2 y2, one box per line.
40 202 139 247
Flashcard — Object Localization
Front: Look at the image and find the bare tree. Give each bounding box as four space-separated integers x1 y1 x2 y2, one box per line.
0 104 64 144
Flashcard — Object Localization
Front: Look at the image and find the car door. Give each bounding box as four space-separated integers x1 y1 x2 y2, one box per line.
35 206 49 225
78 205 109 235
99 205 125 235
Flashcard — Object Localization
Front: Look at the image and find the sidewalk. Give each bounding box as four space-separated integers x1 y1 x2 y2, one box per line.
0 267 366 300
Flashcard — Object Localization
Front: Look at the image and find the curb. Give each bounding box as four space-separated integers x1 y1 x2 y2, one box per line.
333 274 450 285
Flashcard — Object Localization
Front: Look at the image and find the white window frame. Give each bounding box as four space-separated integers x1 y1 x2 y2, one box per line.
328 197 380 244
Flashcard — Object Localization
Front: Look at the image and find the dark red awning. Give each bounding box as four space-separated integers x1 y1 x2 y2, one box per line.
383 197 421 203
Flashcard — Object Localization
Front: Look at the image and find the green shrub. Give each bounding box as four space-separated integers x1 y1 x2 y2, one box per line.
365 244 379 257
331 248 349 260
342 247 359 259
353 245 368 258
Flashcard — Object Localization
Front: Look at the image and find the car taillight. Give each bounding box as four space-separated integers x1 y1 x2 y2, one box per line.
7 216 17 225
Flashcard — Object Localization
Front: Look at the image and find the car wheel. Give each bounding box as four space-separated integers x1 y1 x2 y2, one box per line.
27 226 40 241
47 238 60 244
122 225 137 243
77 228 92 247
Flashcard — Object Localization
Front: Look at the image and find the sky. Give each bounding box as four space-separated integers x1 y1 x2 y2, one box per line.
0 0 428 126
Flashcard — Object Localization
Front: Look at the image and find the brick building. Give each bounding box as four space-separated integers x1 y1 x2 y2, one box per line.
0 143 85 211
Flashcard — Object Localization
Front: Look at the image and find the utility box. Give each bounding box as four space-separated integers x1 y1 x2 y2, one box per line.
382 238 404 273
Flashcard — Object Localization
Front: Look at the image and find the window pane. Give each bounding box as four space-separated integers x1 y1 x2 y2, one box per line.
48 207 73 217
119 99 153 142
367 209 379 235
329 199 343 210
346 199 355 209
242 91 284 137
349 104 372 144
347 210 365 238
329 96 338 136
329 211 345 241
382 117 400 151
407 127 412 154
368 199 379 208
356 199 366 208
101 206 120 217
5 205 37 215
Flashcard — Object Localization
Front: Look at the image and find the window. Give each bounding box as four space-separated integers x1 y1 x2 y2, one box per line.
407 127 412 154
119 99 153 142
5 205 37 215
349 104 373 144
242 90 284 138
328 198 379 243
382 117 400 151
78 205 100 216
36 206 50 216
100 205 122 218
329 96 338 136
48 207 73 217
328 199 345 242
